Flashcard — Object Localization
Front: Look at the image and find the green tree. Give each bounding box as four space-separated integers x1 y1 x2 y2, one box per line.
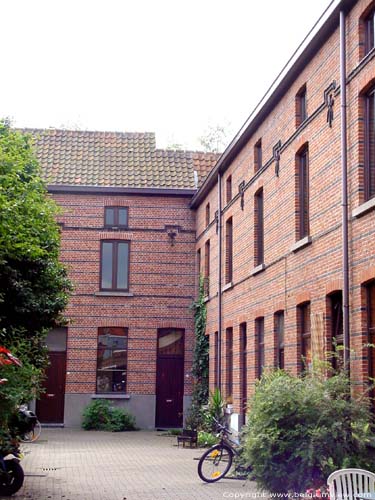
198 123 233 153
0 121 71 432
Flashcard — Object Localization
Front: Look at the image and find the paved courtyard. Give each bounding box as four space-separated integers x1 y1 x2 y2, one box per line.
8 428 262 500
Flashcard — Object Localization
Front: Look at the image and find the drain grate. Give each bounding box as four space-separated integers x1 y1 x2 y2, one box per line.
41 467 60 472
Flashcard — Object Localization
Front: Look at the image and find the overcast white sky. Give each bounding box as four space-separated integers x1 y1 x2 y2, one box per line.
1 0 330 150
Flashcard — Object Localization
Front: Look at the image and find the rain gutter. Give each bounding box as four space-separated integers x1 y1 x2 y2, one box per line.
217 173 223 391
340 10 350 368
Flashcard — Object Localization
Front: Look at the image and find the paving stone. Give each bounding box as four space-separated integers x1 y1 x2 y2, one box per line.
7 428 262 500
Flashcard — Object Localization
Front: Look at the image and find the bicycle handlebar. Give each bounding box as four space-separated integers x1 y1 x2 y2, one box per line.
212 416 232 435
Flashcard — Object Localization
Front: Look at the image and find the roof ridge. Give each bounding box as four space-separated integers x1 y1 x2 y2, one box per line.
20 127 156 138
155 148 220 156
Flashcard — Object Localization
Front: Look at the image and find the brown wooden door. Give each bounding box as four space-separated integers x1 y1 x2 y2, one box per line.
155 329 184 428
36 351 66 423
155 357 184 427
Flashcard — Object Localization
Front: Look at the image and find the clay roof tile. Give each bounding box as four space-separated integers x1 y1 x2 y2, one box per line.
20 128 219 190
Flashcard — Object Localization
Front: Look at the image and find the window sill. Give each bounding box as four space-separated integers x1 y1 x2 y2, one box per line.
222 282 233 292
290 235 312 253
91 394 131 400
95 291 134 297
352 197 375 218
250 263 266 276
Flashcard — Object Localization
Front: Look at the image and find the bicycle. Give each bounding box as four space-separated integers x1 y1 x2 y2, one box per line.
197 418 251 483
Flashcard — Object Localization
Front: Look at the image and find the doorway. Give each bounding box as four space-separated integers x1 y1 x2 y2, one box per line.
36 351 66 423
155 328 184 428
36 328 67 423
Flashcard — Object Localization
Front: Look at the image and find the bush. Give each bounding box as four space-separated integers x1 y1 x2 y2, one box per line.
0 342 47 454
167 429 182 436
198 431 218 447
184 402 203 431
201 388 225 432
242 370 375 494
82 399 136 432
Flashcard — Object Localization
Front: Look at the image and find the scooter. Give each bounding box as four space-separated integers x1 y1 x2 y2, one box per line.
0 347 25 496
17 406 41 443
0 446 24 496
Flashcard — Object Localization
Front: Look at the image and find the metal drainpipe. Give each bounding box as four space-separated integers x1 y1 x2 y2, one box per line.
340 10 350 369
217 172 223 391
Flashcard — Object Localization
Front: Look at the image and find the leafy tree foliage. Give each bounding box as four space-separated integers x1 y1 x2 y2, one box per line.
198 123 233 153
242 370 375 494
0 122 71 343
0 121 71 432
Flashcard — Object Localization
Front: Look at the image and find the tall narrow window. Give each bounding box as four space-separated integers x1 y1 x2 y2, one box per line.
366 283 375 404
205 203 210 226
226 327 233 400
254 139 262 173
197 248 201 280
296 146 309 240
225 217 233 284
240 323 247 419
104 207 128 228
100 240 130 291
365 9 375 55
330 292 344 370
214 331 219 388
296 84 307 127
254 188 264 266
274 312 284 369
364 87 375 201
97 327 128 393
298 302 311 371
256 317 265 379
204 240 210 296
226 175 232 203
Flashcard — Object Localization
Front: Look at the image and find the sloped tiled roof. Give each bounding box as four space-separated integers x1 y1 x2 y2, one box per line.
22 128 219 190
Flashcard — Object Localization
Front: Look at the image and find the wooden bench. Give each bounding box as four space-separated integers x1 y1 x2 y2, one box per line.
177 429 198 448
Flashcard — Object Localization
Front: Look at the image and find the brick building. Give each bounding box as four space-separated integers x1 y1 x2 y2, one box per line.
193 0 375 426
28 128 217 428
29 0 374 429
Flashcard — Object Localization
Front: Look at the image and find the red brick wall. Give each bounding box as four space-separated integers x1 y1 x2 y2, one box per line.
195 0 375 414
52 192 196 398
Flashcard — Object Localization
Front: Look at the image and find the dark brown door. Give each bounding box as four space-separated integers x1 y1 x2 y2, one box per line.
36 351 66 423
155 329 184 428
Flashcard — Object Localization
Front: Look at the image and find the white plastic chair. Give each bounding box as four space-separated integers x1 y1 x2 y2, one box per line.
327 469 375 500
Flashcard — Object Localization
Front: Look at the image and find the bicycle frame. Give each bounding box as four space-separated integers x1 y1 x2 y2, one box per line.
216 429 239 457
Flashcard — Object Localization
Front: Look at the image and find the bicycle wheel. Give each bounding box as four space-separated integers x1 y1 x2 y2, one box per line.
20 419 41 443
0 460 24 496
198 444 233 483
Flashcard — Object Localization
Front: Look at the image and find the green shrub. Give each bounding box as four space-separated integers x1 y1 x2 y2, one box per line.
157 429 182 437
202 388 225 432
242 370 375 494
82 399 136 432
198 431 218 447
106 406 137 432
167 429 182 436
184 402 204 431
